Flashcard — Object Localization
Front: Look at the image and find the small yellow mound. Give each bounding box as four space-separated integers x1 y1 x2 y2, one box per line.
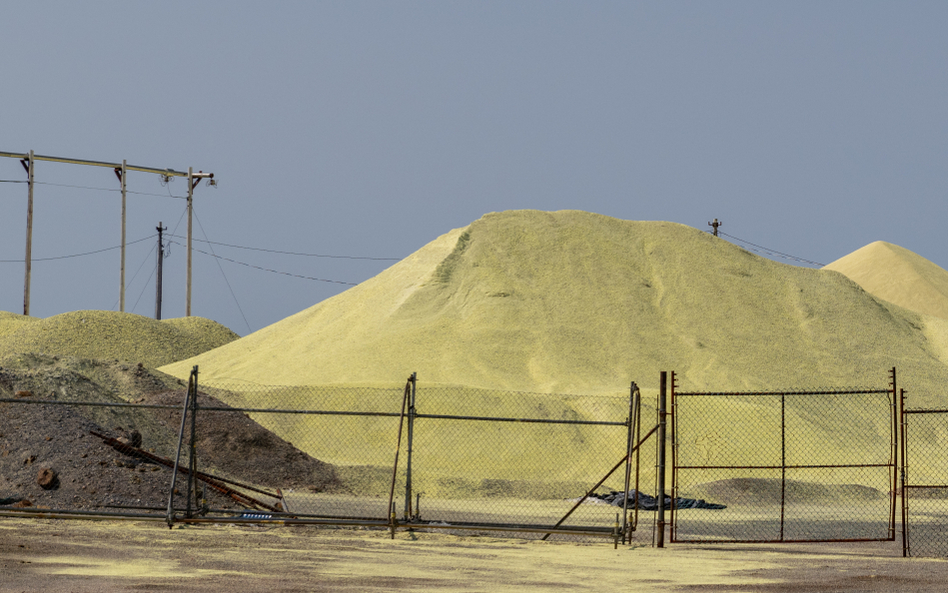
824 241 948 320
0 311 36 338
161 316 243 349
0 310 238 368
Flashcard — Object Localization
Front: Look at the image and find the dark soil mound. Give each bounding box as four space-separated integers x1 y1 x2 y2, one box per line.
141 389 338 492
0 357 340 512
0 397 235 511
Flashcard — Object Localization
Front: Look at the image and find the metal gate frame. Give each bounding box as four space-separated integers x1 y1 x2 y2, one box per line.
669 368 898 544
899 391 948 557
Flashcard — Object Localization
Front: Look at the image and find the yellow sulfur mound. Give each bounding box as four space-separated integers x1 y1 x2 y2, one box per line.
0 310 238 368
824 241 948 321
160 210 948 401
0 311 35 337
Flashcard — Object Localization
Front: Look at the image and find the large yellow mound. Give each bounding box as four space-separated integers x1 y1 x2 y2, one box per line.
161 210 948 400
0 310 239 368
824 241 948 321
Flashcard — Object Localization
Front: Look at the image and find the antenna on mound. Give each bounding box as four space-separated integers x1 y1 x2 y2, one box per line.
708 218 722 237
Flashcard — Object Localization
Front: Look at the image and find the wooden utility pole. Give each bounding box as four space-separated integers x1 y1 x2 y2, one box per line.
156 222 166 320
708 218 722 237
20 150 34 316
187 168 193 317
185 169 214 317
0 149 213 318
115 160 128 312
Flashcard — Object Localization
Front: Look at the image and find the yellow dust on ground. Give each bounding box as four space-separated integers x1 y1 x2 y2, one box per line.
5 518 947 592
27 555 245 579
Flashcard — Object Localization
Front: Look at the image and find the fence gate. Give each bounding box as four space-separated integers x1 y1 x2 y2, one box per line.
671 369 898 543
901 400 948 557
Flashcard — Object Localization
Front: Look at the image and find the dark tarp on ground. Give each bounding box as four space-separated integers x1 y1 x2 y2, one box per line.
592 489 726 510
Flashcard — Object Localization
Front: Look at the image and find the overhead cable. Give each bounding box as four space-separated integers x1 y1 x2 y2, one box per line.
718 231 826 267
193 209 253 334
128 189 188 200
130 261 159 316
34 181 120 194
167 234 400 261
166 239 358 286
0 234 157 263
29 180 188 200
112 242 158 312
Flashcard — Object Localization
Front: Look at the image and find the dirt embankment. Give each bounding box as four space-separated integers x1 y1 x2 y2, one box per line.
0 355 339 512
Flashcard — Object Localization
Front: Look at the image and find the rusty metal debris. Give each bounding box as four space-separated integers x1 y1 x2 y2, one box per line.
90 430 283 513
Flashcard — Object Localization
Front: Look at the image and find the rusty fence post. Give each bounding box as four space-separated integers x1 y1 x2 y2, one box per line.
404 373 417 521
166 367 197 528
900 386 908 557
186 366 199 518
657 371 667 548
621 382 638 543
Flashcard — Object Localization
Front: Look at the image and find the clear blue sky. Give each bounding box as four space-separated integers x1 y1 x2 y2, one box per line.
1 1 946 335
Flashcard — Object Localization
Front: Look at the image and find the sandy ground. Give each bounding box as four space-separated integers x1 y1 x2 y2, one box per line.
1 518 946 592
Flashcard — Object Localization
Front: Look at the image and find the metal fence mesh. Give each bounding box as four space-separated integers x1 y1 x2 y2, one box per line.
196 382 408 523
10 367 905 548
902 409 948 558
408 386 639 540
672 383 896 543
181 379 651 541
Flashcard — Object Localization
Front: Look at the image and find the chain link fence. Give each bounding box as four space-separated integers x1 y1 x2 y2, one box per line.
1 369 655 542
197 378 651 542
671 370 898 543
4 364 911 549
901 405 948 558
405 384 645 540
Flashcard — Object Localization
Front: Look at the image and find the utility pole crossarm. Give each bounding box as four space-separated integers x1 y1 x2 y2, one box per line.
0 150 189 178
3 148 215 319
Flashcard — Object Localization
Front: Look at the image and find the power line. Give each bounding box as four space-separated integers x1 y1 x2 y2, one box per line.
30 180 189 200
193 209 252 334
167 233 400 261
128 189 188 200
112 242 158 312
0 179 27 183
718 231 826 267
130 259 159 316
0 234 156 263
166 239 359 286
34 181 120 194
